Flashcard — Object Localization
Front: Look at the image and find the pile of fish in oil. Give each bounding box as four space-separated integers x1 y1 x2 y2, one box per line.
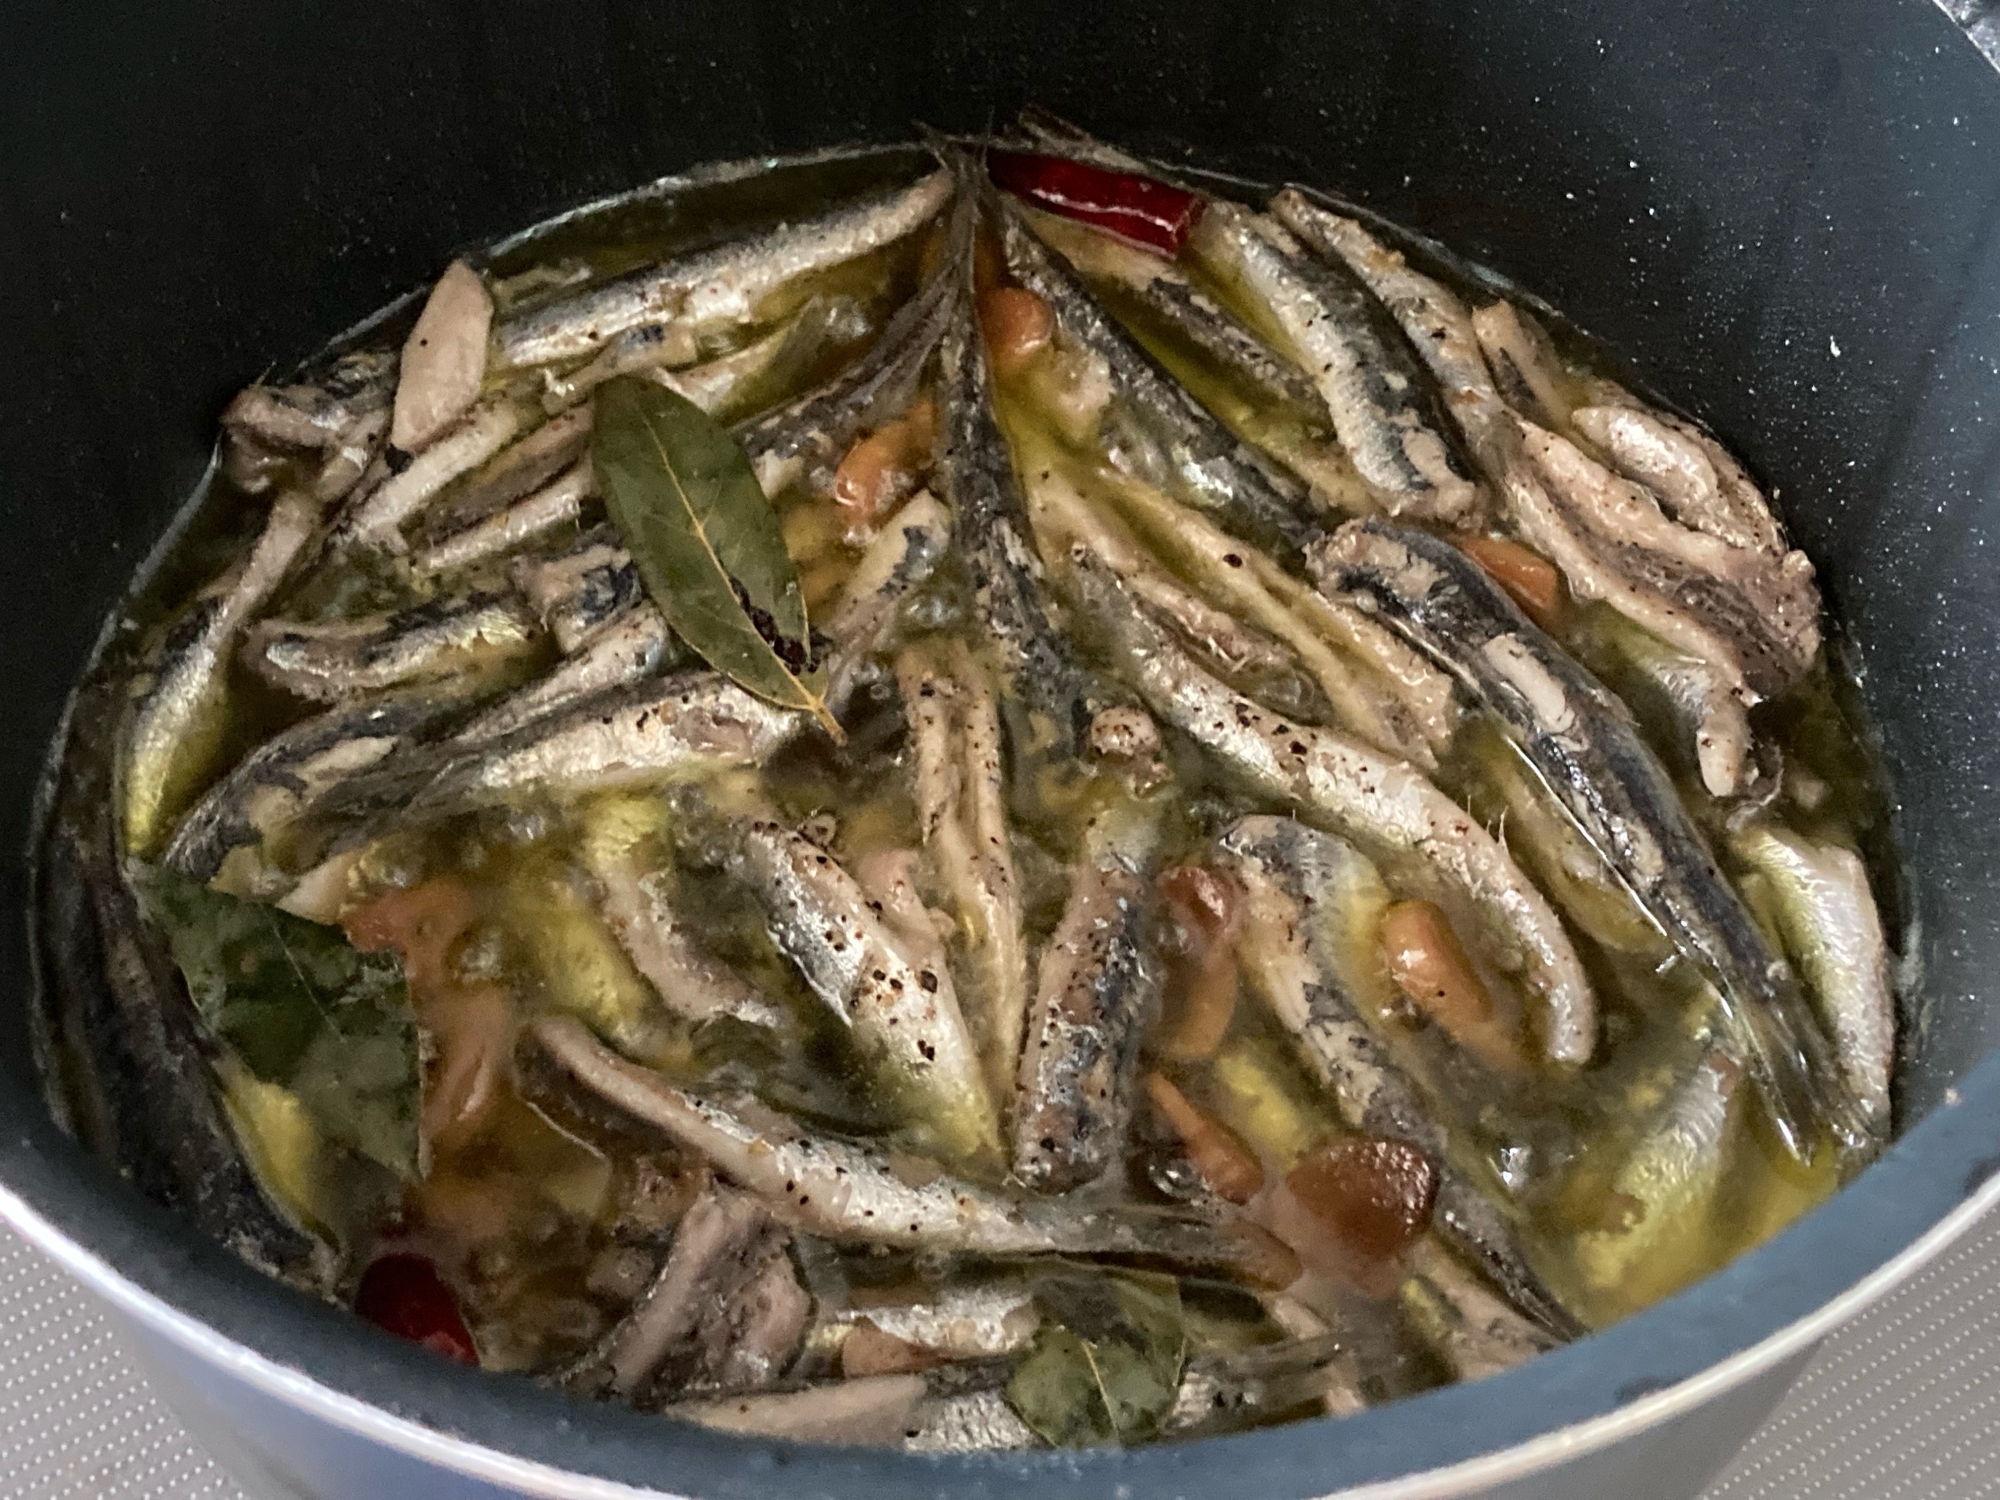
31 116 1902 1451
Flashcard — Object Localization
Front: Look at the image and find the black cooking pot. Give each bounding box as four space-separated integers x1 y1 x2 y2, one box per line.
2 2 1996 1497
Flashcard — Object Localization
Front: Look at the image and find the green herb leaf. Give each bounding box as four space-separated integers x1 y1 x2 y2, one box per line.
1006 1269 1186 1447
593 376 839 737
139 868 420 1178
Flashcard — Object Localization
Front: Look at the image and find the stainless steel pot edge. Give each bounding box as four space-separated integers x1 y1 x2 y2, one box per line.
4 1169 1997 1500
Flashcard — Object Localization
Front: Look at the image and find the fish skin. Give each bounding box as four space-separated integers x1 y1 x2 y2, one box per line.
820 491 950 714
496 171 953 371
724 817 999 1163
992 193 1323 565
453 607 676 745
1011 805 1161 1192
159 692 470 888
1733 826 1895 1138
896 644 1029 1104
1189 201 1484 527
1067 551 1597 1063
337 398 527 550
221 350 397 453
533 1014 1126 1255
568 1185 799 1402
1469 301 1572 431
1314 519 1863 1155
240 592 545 703
119 491 320 859
413 460 594 575
1221 815 1583 1341
902 1387 1040 1453
587 848 789 1033
1401 1236 1561 1382
1165 1334 1366 1435
829 1281 1041 1360
1271 190 1507 457
421 404 594 541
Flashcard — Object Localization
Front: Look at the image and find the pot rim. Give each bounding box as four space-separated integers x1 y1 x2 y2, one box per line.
4 1058 1997 1500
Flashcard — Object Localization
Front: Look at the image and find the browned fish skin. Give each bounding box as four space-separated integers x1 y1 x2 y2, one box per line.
1011 821 1158 1192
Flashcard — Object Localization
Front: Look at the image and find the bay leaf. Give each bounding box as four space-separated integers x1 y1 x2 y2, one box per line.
1007 1268 1187 1447
592 376 839 736
140 867 420 1179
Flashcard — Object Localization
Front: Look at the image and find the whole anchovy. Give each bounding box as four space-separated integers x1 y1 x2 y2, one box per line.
936 288 1105 749
337 398 526 549
534 1014 1249 1269
1271 190 1507 457
1190 201 1484 526
453 607 676 745
897 643 1029 1102
160 692 470 887
240 592 545 702
496 171 953 371
734 177 970 501
723 817 1000 1163
413 461 594 575
119 491 319 858
1732 826 1895 1139
422 404 594 540
1067 550 1597 1062
1221 815 1582 1340
405 671 804 813
567 1185 801 1401
1012 803 1161 1192
1314 519 1863 1154
668 1374 930 1445
990 192 1322 565
1023 207 1323 414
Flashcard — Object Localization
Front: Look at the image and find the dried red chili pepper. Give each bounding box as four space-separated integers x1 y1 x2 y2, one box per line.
988 150 1204 256
356 1253 478 1365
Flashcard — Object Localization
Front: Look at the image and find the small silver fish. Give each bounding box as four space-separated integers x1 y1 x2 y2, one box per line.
1189 201 1484 526
1733 826 1895 1138
829 1281 1041 1361
337 397 528 550
240 592 545 702
1316 519 1861 1154
1400 1236 1562 1383
896 640 1028 1102
120 491 320 858
820 491 950 713
569 1185 802 1402
221 350 396 453
1068 550 1597 1062
1222 815 1582 1340
512 525 648 653
160 692 469 888
1271 190 1506 458
724 817 999 1163
453 607 676 745
422 404 594 540
1012 801 1161 1192
667 1374 931 1445
496 171 952 370
533 1014 1236 1262
992 191 1324 565
1165 1334 1365 1436
1469 301 1572 430
413 460 594 575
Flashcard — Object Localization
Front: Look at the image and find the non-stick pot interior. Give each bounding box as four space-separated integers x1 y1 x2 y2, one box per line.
1 1 1995 1496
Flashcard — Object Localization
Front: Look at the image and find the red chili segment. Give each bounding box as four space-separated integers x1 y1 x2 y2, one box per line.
356 1253 478 1365
988 150 1204 256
